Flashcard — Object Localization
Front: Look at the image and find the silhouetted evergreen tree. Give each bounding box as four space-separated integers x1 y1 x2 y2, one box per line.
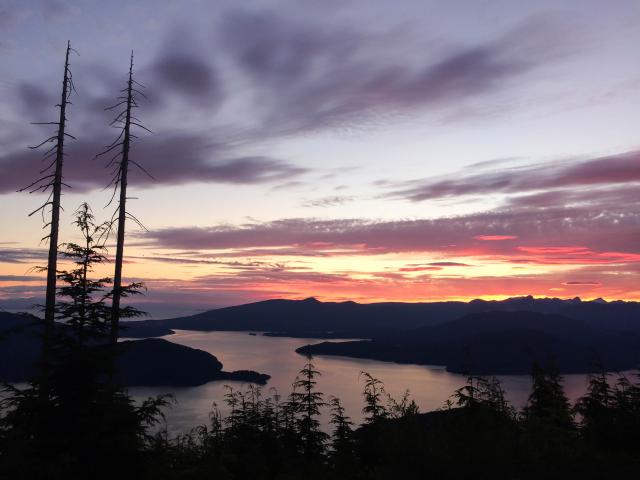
0 204 167 479
111 362 640 479
54 203 110 343
608 372 640 454
523 361 574 429
386 388 420 419
575 367 615 451
452 375 515 419
360 371 387 424
290 354 328 460
520 361 577 478
328 396 355 473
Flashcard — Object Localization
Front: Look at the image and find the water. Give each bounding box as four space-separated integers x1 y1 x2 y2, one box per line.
128 330 595 435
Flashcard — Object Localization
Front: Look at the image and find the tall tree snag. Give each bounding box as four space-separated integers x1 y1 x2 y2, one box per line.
19 40 77 351
98 51 151 345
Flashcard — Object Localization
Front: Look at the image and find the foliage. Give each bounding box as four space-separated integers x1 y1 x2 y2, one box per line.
360 371 388 424
290 354 329 458
0 204 166 479
452 375 515 418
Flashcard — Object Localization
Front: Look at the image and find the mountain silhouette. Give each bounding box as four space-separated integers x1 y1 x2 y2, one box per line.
6 295 640 376
297 310 640 374
130 295 640 337
123 297 640 374
0 311 269 385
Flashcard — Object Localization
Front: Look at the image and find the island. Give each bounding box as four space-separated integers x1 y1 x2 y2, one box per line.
296 311 640 374
0 312 269 386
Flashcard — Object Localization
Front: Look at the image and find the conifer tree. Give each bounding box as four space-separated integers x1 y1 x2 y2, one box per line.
523 362 573 429
452 375 514 418
609 372 640 453
291 354 328 458
386 389 420 419
54 203 110 343
575 368 614 447
328 396 355 471
0 203 167 478
360 371 388 424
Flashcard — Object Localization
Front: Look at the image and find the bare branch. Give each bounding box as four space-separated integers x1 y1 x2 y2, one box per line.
29 136 57 150
17 174 55 192
125 211 148 231
130 160 155 180
104 100 128 111
131 122 152 134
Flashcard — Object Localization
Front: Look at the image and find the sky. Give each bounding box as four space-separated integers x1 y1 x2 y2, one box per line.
1 0 639 317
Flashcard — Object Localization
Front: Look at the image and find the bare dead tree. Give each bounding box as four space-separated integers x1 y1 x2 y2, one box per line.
18 41 77 351
97 52 152 345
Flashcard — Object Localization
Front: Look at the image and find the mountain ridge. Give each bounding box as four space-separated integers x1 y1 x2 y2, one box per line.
128 295 640 337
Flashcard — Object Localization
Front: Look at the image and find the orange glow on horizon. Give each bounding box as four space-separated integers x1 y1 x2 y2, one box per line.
2 241 639 309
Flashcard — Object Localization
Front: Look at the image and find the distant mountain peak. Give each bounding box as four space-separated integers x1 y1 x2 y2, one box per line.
122 294 640 342
301 297 320 303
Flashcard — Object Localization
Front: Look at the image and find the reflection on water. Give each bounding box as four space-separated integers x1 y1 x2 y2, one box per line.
128 330 593 435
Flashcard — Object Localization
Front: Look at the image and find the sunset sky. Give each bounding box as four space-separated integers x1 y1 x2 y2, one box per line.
1 0 639 317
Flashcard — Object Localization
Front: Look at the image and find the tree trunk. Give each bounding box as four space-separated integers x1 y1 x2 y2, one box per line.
110 54 134 346
44 41 71 351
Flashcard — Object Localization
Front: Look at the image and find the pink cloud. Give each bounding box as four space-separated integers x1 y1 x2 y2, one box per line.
140 204 640 263
473 235 518 241
399 266 442 272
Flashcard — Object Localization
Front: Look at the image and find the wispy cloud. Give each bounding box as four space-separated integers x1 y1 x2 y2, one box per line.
140 201 640 265
387 150 640 202
0 8 576 195
0 248 48 264
217 10 560 135
0 132 307 194
301 196 354 208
